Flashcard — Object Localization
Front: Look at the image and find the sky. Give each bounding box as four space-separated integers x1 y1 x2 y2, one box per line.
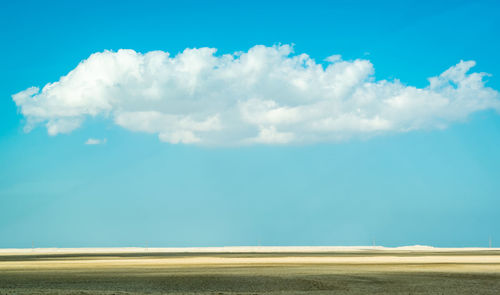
1 0 500 248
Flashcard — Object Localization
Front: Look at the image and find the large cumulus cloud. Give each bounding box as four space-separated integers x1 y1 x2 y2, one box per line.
12 45 500 145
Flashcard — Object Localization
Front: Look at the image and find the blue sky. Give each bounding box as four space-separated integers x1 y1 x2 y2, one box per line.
1 0 499 248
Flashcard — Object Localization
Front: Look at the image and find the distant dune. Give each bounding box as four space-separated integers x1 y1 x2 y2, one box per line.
0 245 498 255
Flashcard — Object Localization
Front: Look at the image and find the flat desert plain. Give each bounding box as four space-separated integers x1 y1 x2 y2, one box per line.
0 246 499 294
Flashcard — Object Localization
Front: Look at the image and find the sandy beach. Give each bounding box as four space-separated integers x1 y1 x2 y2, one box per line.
1 246 500 294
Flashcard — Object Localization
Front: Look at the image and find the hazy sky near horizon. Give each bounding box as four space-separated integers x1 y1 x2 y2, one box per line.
1 0 500 248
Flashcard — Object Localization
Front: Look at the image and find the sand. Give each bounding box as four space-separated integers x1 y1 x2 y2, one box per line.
1 247 500 294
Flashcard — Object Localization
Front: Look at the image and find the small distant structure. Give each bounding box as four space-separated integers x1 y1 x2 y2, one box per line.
489 236 492 248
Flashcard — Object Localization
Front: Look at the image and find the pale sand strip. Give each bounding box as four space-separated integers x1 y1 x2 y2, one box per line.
1 246 499 256
2 255 500 270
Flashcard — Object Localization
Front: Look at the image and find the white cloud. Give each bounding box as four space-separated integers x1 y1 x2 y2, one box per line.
12 45 500 145
85 138 106 145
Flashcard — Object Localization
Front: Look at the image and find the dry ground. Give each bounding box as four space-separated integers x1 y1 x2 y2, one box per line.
0 248 499 294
